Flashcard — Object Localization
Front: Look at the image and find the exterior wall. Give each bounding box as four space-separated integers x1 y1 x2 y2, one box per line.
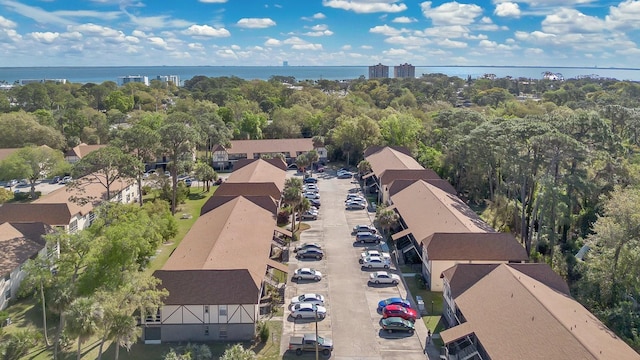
442 279 457 327
0 248 46 310
212 150 228 163
160 323 255 342
315 147 328 161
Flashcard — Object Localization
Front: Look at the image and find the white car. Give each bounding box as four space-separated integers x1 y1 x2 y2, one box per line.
345 201 366 210
290 303 327 320
359 250 391 264
292 268 323 281
304 184 319 191
361 256 391 269
352 224 377 234
291 293 325 306
369 271 401 285
304 192 320 199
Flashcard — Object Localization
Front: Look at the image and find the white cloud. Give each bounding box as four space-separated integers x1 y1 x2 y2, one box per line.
0 15 18 28
514 30 556 42
67 23 122 37
542 8 606 33
30 31 59 43
303 24 334 36
494 0 594 5
361 45 373 49
54 10 120 21
342 44 352 50
1 0 74 27
383 35 431 46
606 0 640 30
264 38 282 46
61 31 83 40
369 24 406 36
236 18 276 29
392 16 417 23
417 25 470 38
524 47 544 55
494 2 520 17
216 49 238 59
302 12 327 21
421 1 483 26
383 47 410 56
292 43 323 50
322 0 408 13
188 43 205 51
437 38 468 48
183 24 231 37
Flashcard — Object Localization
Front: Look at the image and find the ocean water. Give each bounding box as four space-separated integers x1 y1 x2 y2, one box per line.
1 65 639 85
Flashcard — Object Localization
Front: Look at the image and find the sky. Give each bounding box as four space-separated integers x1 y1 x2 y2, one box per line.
0 0 639 68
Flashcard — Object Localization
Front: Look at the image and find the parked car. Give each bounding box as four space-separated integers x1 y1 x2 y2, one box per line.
5 179 18 187
382 304 418 321
361 256 391 269
184 178 192 187
297 211 318 221
292 268 322 281
309 199 321 208
359 250 390 264
304 186 319 193
337 171 353 179
345 198 366 206
369 271 400 285
60 176 72 184
288 334 333 356
303 192 320 200
377 297 412 312
50 176 61 184
294 242 322 252
290 303 326 320
353 224 377 235
345 201 366 210
346 193 366 200
316 165 325 173
356 232 382 244
380 317 415 334
304 177 318 184
291 293 325 306
296 248 324 260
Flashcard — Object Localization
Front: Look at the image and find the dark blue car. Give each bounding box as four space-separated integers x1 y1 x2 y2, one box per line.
377 297 412 311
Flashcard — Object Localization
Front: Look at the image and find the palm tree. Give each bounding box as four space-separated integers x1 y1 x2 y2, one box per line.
376 206 400 241
110 313 139 360
295 198 311 229
220 343 256 360
283 178 303 232
296 153 311 174
306 150 319 176
20 256 54 346
64 297 103 360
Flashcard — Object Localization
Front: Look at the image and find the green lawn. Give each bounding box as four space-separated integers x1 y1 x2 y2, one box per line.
403 273 445 333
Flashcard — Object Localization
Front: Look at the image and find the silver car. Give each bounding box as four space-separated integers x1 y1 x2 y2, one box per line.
369 271 401 285
290 303 327 320
293 268 323 281
361 256 391 269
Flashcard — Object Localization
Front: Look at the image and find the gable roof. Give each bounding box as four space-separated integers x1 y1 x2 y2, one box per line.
389 180 494 244
364 146 423 177
425 232 528 261
0 222 51 276
153 269 259 305
226 159 286 193
0 145 56 162
221 138 313 158
379 169 441 186
233 158 287 171
364 145 413 158
388 179 457 197
0 203 72 226
440 263 639 360
64 143 107 159
200 195 278 216
213 182 282 201
162 196 276 298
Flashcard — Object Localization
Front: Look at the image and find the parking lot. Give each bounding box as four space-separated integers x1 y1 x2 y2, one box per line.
281 170 427 359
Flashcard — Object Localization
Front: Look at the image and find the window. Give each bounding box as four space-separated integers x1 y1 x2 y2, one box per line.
219 325 227 339
204 326 209 336
204 306 209 314
4 289 10 300
219 305 227 316
69 219 78 233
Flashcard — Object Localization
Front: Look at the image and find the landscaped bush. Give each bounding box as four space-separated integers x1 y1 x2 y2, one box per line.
276 210 290 225
257 320 269 343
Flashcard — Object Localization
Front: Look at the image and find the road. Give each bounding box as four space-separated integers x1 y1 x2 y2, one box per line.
281 170 428 359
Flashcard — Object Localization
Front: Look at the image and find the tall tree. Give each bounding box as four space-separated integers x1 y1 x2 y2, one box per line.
158 119 199 214
20 256 54 346
64 297 103 360
72 146 142 201
0 145 66 198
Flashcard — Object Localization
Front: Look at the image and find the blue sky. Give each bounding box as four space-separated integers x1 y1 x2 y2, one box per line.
0 0 639 68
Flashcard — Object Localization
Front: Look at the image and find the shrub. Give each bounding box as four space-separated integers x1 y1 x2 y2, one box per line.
415 273 426 290
257 321 269 343
276 210 290 225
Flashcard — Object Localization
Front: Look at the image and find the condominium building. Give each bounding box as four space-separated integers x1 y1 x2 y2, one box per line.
368 63 389 79
156 75 180 86
117 75 149 87
394 63 415 78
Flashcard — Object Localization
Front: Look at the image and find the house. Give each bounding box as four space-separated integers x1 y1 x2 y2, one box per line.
64 143 107 163
421 232 528 291
148 196 288 343
386 179 494 287
439 263 640 360
211 139 326 170
0 222 52 310
0 173 138 233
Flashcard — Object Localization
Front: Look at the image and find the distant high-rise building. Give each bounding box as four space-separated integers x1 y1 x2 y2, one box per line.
156 75 180 86
368 63 389 79
283 61 289 67
394 63 415 78
117 75 149 87
19 78 67 85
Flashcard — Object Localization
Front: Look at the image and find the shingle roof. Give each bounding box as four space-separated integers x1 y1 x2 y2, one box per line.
162 196 277 292
388 179 457 197
213 182 282 201
441 263 639 360
227 159 286 193
425 232 528 261
233 158 287 171
0 203 72 226
153 269 259 305
379 169 441 186
64 143 107 159
222 138 313 159
390 180 494 244
364 146 423 177
200 195 278 216
0 145 56 162
0 222 51 276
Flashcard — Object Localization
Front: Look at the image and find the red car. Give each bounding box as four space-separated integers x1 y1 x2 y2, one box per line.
382 304 418 321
